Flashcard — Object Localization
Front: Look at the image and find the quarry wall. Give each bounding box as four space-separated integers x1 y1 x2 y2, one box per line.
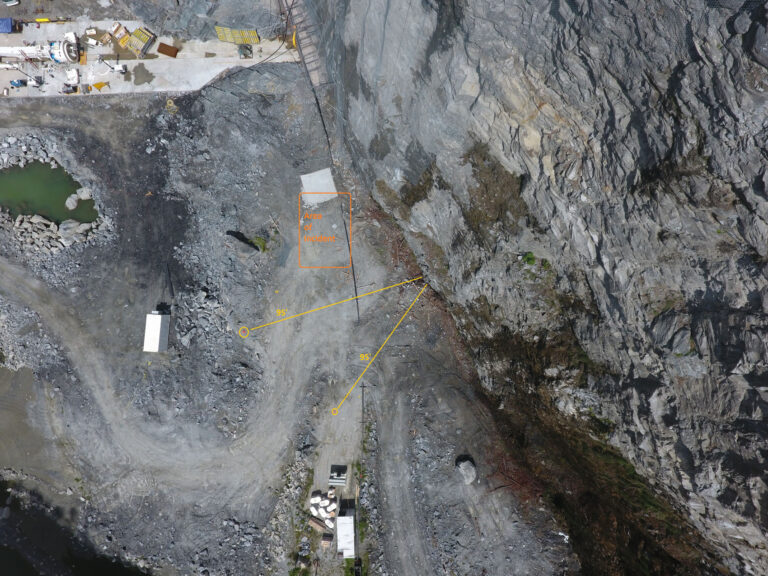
313 0 768 573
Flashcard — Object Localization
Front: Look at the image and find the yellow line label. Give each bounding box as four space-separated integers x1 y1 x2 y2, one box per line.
245 276 422 332
332 283 429 415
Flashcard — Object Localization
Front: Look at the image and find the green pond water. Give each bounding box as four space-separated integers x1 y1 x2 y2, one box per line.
0 162 98 224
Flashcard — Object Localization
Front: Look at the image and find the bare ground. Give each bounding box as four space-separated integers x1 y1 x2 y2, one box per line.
0 63 575 576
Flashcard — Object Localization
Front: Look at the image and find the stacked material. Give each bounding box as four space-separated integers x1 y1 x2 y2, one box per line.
329 466 347 487
308 489 337 530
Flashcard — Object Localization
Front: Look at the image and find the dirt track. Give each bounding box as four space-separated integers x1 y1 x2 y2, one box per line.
0 64 574 575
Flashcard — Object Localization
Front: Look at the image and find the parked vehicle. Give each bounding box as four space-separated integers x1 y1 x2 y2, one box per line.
1 0 20 8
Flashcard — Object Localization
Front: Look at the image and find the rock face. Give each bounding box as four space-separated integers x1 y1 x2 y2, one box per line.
313 0 768 573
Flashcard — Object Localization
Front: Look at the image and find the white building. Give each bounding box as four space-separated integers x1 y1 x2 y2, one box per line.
336 516 355 559
143 311 170 352
300 167 337 207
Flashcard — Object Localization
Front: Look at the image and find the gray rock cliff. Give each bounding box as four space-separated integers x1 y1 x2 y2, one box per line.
312 0 768 573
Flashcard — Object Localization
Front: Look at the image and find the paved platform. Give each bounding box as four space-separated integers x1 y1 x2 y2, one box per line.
0 19 297 96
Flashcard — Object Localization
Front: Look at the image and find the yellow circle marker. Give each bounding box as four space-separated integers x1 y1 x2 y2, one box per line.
238 326 250 339
275 290 279 294
331 407 339 416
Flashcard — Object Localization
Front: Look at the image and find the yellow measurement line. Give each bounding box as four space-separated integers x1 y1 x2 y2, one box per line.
248 276 422 331
333 283 429 415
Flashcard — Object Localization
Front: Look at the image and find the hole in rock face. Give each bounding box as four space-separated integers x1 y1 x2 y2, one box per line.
455 454 475 467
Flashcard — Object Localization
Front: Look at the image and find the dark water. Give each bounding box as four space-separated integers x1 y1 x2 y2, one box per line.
0 546 37 576
0 163 98 224
0 479 147 576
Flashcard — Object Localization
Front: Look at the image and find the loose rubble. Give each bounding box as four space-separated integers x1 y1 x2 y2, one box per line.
0 133 112 265
0 211 108 254
0 134 58 170
0 295 63 372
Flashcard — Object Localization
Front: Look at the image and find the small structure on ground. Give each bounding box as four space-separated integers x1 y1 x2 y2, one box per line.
336 516 355 559
126 26 157 58
143 311 170 352
309 517 326 532
329 464 347 487
300 167 337 206
309 488 338 530
157 42 179 58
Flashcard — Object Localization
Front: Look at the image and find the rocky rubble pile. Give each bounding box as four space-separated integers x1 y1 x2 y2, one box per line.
0 211 107 255
357 416 385 575
261 451 312 568
0 295 63 372
0 132 111 261
173 288 230 349
0 134 59 169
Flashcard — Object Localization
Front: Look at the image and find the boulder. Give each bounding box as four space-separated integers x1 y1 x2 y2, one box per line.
455 457 477 485
29 214 51 226
65 194 79 210
58 219 80 238
734 13 752 36
76 188 92 200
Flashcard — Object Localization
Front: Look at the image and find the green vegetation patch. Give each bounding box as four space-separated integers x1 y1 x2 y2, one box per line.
522 251 536 265
249 236 267 252
343 556 369 576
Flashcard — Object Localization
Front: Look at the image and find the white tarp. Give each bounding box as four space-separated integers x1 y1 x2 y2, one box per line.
337 516 355 559
143 312 170 352
300 168 337 207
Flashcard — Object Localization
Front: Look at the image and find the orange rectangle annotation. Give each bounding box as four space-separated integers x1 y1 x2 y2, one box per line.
298 192 352 269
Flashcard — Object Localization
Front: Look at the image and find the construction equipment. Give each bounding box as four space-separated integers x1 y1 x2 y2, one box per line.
215 25 260 45
19 51 39 70
125 26 156 58
165 98 179 115
238 44 253 59
97 55 126 74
